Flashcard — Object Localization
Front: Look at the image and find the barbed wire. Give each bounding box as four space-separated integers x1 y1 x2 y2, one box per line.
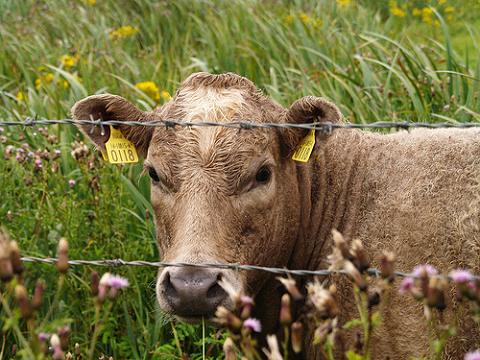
20 256 480 281
1 118 480 131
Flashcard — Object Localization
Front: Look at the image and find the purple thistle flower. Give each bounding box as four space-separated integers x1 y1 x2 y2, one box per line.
38 332 50 342
68 179 76 188
450 269 474 284
399 277 414 294
465 350 480 360
55 149 61 156
412 264 438 277
243 318 262 333
241 295 254 306
34 159 42 169
107 274 129 289
27 151 34 158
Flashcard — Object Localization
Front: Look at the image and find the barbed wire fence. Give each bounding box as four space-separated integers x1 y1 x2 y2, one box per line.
4 117 480 283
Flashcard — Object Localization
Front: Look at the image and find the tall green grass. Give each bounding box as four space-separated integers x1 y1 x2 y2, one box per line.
0 0 479 358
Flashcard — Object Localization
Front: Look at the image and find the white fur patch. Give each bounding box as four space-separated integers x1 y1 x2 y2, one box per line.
181 87 245 158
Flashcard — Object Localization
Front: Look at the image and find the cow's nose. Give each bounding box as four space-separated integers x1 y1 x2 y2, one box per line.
163 267 227 318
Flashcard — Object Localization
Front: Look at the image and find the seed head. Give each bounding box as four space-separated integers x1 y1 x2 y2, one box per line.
31 279 45 310
263 335 283 360
279 293 292 325
0 231 13 282
379 251 395 283
56 238 69 274
223 337 236 360
15 285 32 319
291 322 303 353
9 241 24 275
351 239 370 273
276 276 303 300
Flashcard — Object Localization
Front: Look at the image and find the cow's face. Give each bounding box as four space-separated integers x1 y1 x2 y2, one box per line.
72 72 341 321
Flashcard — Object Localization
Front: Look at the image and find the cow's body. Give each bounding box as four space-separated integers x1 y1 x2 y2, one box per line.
290 127 480 358
72 72 480 359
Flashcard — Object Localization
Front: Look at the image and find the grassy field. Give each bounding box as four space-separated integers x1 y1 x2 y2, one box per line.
1 0 479 358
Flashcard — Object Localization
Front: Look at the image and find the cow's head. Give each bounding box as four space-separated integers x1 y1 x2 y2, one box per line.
72 72 341 322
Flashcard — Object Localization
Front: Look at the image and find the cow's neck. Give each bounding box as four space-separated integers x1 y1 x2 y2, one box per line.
288 129 370 272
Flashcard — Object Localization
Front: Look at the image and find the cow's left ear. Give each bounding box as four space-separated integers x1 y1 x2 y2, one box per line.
71 94 154 157
281 96 343 156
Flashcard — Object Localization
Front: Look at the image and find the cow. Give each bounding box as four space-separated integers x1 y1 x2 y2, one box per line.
72 72 480 359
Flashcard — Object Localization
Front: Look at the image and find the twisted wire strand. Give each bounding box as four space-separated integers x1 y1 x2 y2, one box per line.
1 118 480 131
20 256 480 281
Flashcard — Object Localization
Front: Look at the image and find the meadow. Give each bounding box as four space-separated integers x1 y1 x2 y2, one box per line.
1 0 480 358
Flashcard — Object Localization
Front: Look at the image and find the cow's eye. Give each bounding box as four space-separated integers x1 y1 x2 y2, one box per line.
255 166 271 184
148 167 160 183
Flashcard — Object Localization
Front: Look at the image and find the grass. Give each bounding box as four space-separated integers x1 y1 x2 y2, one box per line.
0 0 479 358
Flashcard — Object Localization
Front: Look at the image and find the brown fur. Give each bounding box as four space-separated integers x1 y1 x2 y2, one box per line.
72 72 480 358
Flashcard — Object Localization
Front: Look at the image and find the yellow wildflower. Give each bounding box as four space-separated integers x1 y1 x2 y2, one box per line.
35 73 54 90
422 7 433 24
412 8 421 16
434 20 441 27
135 81 160 102
298 12 311 25
438 0 447 4
161 90 172 101
336 0 351 8
85 0 96 5
390 7 406 17
446 15 453 22
283 14 294 26
58 80 70 89
16 91 26 102
60 54 79 69
109 25 139 41
444 6 454 13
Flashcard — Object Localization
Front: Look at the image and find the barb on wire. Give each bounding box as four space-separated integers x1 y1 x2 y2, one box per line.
20 256 480 281
1 118 480 131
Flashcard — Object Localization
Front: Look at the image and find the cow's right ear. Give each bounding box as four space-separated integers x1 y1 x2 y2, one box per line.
71 94 154 157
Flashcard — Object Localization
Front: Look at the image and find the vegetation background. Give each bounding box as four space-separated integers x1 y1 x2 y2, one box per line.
1 0 479 358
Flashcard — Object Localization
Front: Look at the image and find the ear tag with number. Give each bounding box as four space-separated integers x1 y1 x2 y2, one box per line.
104 126 139 164
292 129 316 163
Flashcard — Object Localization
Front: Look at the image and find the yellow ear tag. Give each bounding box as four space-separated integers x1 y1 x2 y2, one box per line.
104 126 139 164
292 129 316 163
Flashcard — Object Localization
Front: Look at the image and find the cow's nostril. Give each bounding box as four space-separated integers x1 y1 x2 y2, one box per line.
207 281 225 300
163 272 178 300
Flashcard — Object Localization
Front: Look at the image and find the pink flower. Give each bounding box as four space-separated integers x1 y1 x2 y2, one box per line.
38 332 50 342
241 295 254 306
243 318 262 333
399 277 414 294
34 159 42 170
450 269 474 284
107 275 129 289
68 179 76 188
465 350 480 360
412 264 438 277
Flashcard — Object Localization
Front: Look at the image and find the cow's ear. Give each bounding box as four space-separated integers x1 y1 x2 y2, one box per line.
71 94 154 157
281 96 342 156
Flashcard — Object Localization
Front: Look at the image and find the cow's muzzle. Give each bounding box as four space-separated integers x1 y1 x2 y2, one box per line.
159 266 227 319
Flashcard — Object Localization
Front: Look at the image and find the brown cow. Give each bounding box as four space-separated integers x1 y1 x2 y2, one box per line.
72 72 480 359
